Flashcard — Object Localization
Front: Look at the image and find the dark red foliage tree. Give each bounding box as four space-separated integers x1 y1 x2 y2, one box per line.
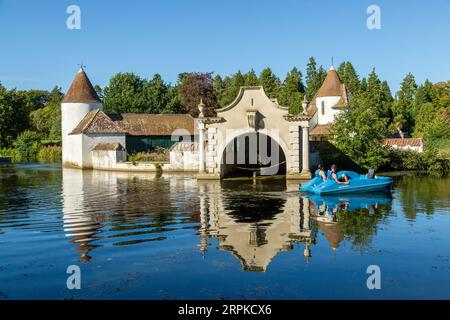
178 72 218 117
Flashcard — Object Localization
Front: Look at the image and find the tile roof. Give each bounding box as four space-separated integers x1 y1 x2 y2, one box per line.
383 138 424 147
310 124 331 136
305 68 349 116
110 113 195 136
316 68 345 98
63 68 101 104
69 109 125 135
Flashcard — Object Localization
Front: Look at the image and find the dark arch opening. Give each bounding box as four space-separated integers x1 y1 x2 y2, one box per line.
220 132 286 179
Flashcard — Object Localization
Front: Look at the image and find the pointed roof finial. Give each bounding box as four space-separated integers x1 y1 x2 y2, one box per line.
330 57 335 70
77 62 86 73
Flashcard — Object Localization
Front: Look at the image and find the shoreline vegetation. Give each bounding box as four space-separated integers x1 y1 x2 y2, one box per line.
1 58 448 176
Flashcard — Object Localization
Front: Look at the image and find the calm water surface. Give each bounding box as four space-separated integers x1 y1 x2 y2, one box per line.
0 164 449 299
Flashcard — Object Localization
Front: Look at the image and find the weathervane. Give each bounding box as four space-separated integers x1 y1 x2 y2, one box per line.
78 62 86 70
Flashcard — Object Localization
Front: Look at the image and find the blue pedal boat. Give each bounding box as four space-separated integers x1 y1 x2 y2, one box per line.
300 170 393 195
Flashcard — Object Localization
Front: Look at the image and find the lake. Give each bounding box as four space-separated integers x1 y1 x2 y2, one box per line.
0 164 449 299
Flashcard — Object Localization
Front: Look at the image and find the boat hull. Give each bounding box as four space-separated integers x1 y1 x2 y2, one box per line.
300 171 393 195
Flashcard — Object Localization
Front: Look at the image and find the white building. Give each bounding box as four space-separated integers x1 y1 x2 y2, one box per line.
383 138 425 153
305 66 349 141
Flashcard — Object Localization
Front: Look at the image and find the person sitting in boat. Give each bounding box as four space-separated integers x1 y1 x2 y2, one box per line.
331 164 349 185
315 164 327 181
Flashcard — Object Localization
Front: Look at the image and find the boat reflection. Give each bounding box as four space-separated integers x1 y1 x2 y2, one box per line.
307 192 392 251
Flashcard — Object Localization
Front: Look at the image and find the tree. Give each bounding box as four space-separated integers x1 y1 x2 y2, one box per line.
213 74 225 104
103 73 146 114
279 67 305 114
329 96 390 170
143 74 179 114
0 84 29 148
305 57 318 100
12 130 42 160
363 69 392 120
259 67 281 99
414 80 434 108
392 73 417 132
414 81 450 142
360 77 368 93
337 61 360 95
94 85 104 101
223 71 245 106
30 86 63 140
244 69 259 86
178 72 218 116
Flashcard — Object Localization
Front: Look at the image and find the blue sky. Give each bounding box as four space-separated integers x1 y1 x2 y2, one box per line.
0 0 449 93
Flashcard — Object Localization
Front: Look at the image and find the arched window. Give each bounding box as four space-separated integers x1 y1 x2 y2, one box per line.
321 101 325 115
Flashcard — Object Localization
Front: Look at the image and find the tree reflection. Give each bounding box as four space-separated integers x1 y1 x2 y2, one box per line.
307 193 392 250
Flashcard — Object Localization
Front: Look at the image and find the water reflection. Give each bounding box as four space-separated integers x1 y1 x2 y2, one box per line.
58 168 397 269
62 168 200 262
2 166 449 299
306 193 392 251
198 181 315 271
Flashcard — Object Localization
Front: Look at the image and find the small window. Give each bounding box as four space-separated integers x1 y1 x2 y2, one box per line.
321 101 325 115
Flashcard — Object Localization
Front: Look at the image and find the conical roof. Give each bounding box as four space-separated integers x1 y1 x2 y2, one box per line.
316 67 345 97
63 68 101 103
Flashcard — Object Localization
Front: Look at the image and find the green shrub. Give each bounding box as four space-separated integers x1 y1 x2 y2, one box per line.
37 146 62 163
386 148 449 176
128 148 169 163
12 130 42 161
0 148 23 162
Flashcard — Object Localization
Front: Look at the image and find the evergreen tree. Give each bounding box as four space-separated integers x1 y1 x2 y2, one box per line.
413 79 434 119
259 67 281 99
362 69 392 119
338 62 360 95
360 77 368 93
305 57 318 100
392 73 418 132
244 69 259 86
218 71 245 107
213 74 225 105
279 67 305 114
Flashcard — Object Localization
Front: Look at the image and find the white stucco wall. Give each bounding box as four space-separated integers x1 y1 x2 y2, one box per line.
62 134 83 167
81 134 127 168
389 145 424 153
92 150 127 169
316 96 342 125
309 112 318 135
170 150 199 171
61 102 103 167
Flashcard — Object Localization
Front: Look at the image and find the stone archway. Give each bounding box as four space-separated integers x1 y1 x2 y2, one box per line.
196 86 312 180
219 130 288 178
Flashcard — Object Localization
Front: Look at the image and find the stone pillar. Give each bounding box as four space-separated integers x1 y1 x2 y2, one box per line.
302 196 310 231
300 126 311 178
289 126 301 174
198 122 206 173
207 127 218 174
